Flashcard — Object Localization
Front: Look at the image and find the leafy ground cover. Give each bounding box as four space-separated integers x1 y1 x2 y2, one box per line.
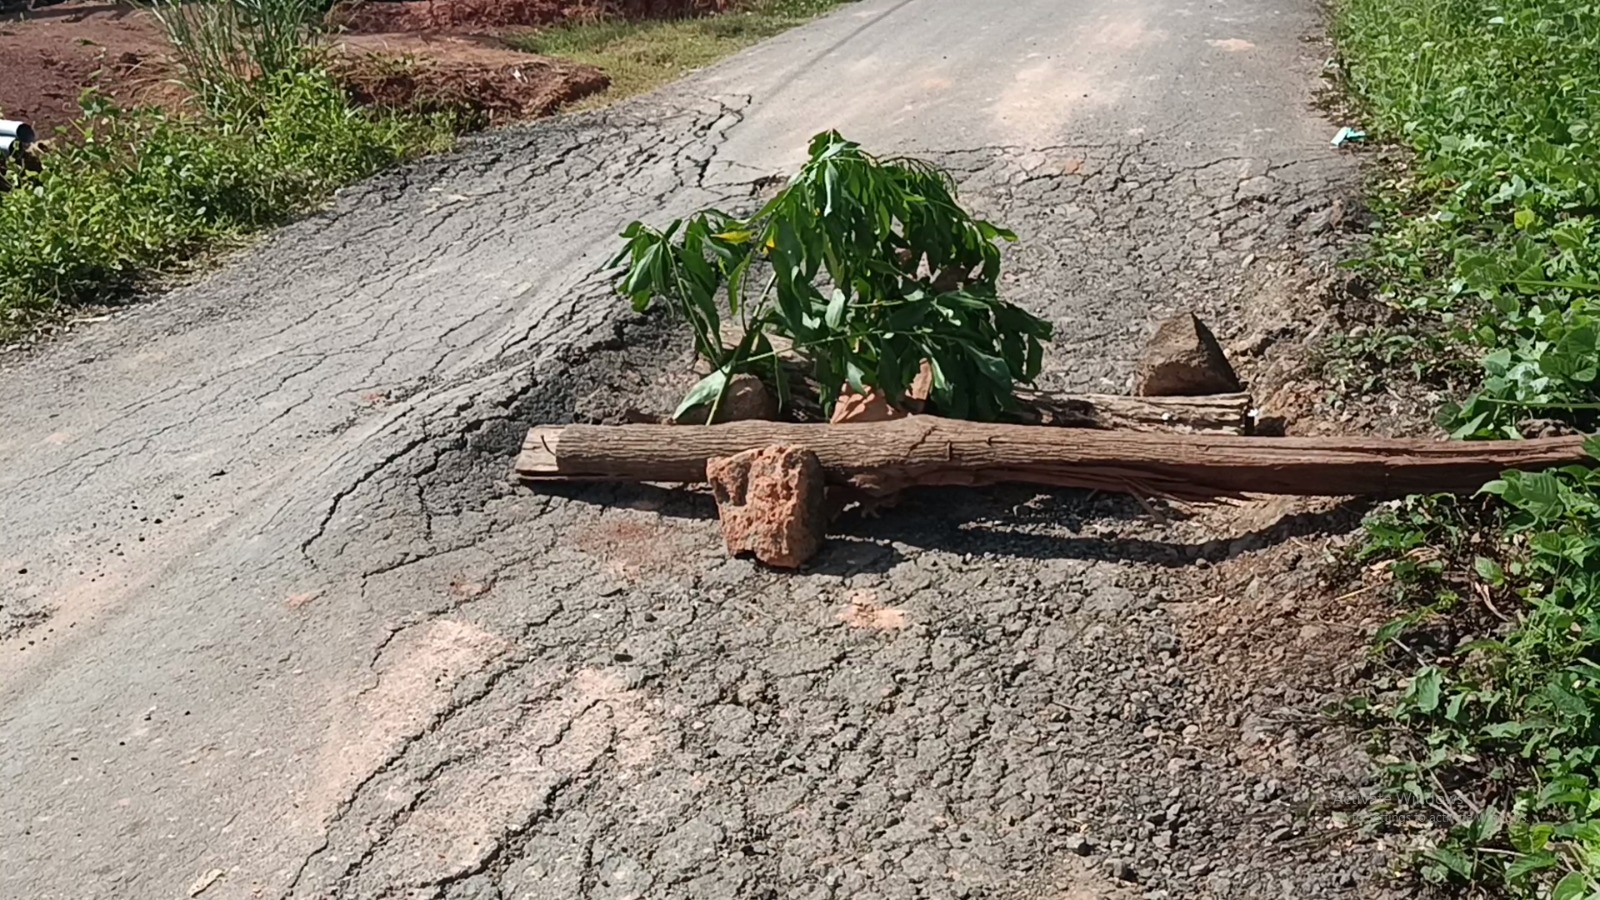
1333 0 1600 895
0 75 451 335
0 0 850 339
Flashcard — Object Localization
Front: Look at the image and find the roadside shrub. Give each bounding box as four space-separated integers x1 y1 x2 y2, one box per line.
0 73 451 330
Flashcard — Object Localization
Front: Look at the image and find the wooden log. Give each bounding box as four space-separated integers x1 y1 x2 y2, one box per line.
1008 388 1250 432
516 418 1589 501
713 325 1251 433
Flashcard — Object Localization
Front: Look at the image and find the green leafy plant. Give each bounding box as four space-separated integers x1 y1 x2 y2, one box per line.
1334 0 1600 894
611 130 1052 421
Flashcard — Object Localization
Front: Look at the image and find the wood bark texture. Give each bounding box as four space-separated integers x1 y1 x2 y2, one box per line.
517 418 1589 501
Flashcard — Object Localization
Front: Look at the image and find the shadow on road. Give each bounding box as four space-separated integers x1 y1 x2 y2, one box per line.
537 481 1371 574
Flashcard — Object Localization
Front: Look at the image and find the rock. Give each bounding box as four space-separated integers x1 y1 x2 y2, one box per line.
830 388 909 425
831 360 936 423
1134 313 1242 397
1297 198 1346 235
675 374 779 424
1105 858 1136 882
706 445 827 569
1228 331 1275 358
1063 833 1093 856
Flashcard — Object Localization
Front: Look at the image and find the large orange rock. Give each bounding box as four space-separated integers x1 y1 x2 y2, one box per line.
1135 313 1242 397
706 445 827 569
829 360 936 423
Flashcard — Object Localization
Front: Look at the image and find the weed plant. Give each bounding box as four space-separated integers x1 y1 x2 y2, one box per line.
1337 0 1600 894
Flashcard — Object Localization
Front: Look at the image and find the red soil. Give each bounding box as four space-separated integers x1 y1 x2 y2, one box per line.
0 2 615 136
0 4 179 134
331 0 727 35
333 33 608 123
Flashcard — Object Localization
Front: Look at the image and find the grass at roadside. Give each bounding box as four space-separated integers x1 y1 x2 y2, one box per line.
1333 0 1600 896
0 77 452 335
0 0 455 338
507 0 849 106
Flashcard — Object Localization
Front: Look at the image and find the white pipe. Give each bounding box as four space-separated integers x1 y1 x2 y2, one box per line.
0 121 34 143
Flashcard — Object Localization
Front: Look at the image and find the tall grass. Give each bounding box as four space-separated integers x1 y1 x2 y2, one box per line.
151 0 322 112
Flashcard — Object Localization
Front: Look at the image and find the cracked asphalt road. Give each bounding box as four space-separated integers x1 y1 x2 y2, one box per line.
0 1 1374 898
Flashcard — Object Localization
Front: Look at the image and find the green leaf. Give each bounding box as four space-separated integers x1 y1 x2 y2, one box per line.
1503 851 1558 880
1552 871 1589 900
1468 805 1502 842
966 346 1013 388
845 358 868 394
876 339 904 401
673 370 728 421
1474 556 1506 585
1374 615 1416 646
825 288 848 330
1425 845 1474 880
1412 666 1444 714
1484 720 1529 739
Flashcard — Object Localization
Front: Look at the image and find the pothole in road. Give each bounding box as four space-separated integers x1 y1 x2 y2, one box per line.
321 349 1386 899
294 143 1386 899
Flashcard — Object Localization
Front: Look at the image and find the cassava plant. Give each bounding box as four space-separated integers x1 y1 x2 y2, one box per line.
611 131 1052 422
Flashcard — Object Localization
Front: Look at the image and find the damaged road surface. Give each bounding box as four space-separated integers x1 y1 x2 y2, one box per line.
0 1 1371 898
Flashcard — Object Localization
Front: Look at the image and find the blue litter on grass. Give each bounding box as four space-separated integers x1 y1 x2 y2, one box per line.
1331 126 1367 147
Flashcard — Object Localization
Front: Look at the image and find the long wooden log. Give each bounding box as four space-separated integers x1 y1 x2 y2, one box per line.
516 418 1589 501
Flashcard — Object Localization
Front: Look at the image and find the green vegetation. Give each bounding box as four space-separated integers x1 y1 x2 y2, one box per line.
0 0 452 336
509 0 849 104
613 131 1051 422
1335 0 1600 895
0 0 849 336
153 0 319 112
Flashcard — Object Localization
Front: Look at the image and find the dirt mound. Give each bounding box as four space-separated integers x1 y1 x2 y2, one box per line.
0 4 180 135
330 0 726 35
0 3 609 134
333 33 608 123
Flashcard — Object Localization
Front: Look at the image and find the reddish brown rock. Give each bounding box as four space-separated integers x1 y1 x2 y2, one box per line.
829 389 908 425
706 445 827 569
1135 313 1242 397
675 374 779 425
829 360 937 423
